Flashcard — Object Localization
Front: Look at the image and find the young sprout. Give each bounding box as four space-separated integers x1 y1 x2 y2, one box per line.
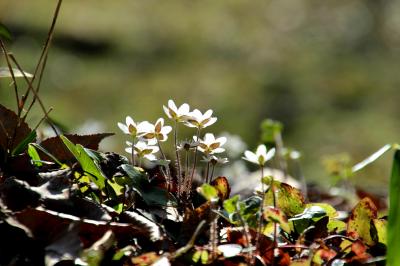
125 140 159 166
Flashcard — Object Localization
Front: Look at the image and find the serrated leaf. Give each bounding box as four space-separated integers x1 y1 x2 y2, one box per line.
39 133 113 162
0 104 32 153
347 197 377 246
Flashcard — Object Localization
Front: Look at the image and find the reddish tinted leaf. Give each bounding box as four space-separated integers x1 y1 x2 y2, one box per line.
0 104 32 153
312 248 337 264
14 207 152 248
39 133 114 162
347 197 377 246
211 176 231 201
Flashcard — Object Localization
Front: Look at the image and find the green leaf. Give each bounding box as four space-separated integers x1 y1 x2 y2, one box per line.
120 164 173 207
27 143 42 167
197 184 219 202
29 143 62 166
305 203 337 218
61 135 106 189
289 206 327 234
387 149 400 266
327 219 346 233
223 195 240 214
371 218 387 245
264 180 305 217
0 23 12 41
347 197 377 246
264 206 290 232
11 130 36 155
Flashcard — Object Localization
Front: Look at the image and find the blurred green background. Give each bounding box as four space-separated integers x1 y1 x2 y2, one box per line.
1 0 400 192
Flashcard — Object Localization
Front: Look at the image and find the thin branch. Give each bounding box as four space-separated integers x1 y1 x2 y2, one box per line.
0 41 19 114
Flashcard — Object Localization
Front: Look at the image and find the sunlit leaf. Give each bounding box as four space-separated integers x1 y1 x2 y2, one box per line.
264 180 305 217
371 218 387 245
61 135 106 189
347 197 377 246
197 183 219 202
263 206 290 232
305 203 337 218
327 219 347 233
223 195 240 214
27 143 42 166
12 131 36 156
210 176 230 200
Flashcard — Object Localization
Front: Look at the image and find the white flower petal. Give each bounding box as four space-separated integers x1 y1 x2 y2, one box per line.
217 136 227 146
161 126 172 135
118 123 129 134
203 117 217 127
204 133 215 144
163 105 172 118
178 103 190 114
203 109 213 119
126 116 135 127
243 151 258 164
168 99 178 112
191 109 202 120
125 147 133 154
264 148 276 162
256 144 267 157
212 147 225 154
137 121 154 133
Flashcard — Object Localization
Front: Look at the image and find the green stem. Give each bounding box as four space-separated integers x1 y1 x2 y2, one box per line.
189 128 201 189
174 122 182 196
131 137 136 166
210 163 216 183
157 137 172 190
255 166 265 256
204 161 210 183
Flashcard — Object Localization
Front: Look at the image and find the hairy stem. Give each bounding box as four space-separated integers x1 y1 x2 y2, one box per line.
157 137 172 191
174 122 182 196
189 128 201 190
255 166 265 255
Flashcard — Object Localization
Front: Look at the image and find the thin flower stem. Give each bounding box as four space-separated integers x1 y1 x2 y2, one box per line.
210 163 216 182
204 161 210 183
0 41 19 115
174 122 182 196
189 128 201 188
138 157 142 168
131 137 136 166
157 137 172 190
255 166 265 255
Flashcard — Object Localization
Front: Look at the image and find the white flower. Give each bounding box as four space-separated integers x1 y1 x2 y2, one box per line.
185 109 217 129
138 118 172 142
243 144 275 166
118 116 140 137
125 140 159 161
194 133 227 155
163 99 190 122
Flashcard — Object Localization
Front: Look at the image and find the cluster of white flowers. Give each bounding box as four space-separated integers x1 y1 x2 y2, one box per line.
117 100 228 170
